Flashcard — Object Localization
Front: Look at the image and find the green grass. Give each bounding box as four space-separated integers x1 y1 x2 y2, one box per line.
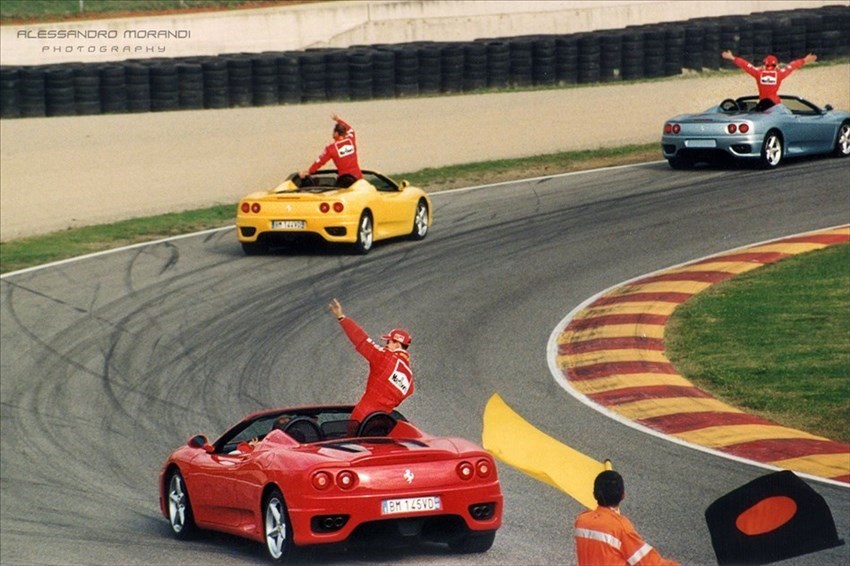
665 243 850 443
2 144 846 449
0 204 234 273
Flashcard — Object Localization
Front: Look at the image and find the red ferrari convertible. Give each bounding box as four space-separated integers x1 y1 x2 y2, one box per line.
159 406 502 562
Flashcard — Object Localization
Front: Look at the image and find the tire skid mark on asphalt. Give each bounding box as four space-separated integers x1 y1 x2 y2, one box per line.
551 226 850 485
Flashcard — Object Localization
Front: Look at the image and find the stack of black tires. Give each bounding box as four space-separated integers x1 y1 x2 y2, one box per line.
1 5 847 119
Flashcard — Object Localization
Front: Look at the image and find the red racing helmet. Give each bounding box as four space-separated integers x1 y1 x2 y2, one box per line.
763 54 779 67
382 328 412 346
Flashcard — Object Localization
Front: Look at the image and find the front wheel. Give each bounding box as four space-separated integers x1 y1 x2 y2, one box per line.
352 211 373 254
833 121 850 157
409 200 430 241
264 488 294 562
760 131 783 168
167 470 196 539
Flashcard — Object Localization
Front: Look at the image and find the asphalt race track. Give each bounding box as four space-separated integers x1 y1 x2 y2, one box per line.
2 158 849 565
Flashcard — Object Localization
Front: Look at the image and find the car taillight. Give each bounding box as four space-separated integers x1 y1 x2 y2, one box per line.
240 202 250 213
320 202 330 213
739 123 750 133
665 123 681 134
337 470 357 490
664 123 672 134
727 124 737 134
457 461 474 480
251 202 261 213
333 202 344 213
476 459 492 478
311 471 332 490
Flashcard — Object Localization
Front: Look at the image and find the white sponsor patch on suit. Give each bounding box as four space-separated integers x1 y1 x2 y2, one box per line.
336 139 355 157
388 359 412 394
760 71 778 85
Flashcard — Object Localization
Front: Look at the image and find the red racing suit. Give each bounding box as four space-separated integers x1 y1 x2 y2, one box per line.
307 119 363 179
338 317 414 423
575 506 678 566
731 56 807 104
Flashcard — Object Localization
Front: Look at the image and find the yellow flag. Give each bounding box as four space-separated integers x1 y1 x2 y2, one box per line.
482 393 610 509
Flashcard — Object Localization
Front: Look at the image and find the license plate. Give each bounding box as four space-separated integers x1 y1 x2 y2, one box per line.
272 220 305 230
685 139 717 148
381 496 441 515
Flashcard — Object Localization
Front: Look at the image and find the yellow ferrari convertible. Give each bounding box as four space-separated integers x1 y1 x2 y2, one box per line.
236 170 431 255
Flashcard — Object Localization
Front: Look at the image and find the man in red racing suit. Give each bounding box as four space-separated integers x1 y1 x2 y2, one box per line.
328 298 414 424
721 51 817 109
300 114 363 187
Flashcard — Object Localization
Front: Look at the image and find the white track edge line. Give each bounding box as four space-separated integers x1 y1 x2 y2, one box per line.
1 226 235 279
1 161 662 279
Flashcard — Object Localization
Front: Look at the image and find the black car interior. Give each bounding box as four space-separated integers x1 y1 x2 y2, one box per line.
216 408 405 452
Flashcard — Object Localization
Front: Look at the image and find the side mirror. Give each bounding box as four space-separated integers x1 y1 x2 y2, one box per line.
188 434 213 452
824 104 833 112
400 180 410 190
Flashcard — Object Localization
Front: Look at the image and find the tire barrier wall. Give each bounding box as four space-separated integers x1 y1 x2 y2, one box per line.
1 6 847 119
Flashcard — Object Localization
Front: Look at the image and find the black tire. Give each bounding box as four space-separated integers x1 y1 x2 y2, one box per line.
167 470 197 540
242 241 269 255
449 529 496 554
760 131 783 169
832 121 850 157
352 211 373 254
264 488 294 563
409 200 430 241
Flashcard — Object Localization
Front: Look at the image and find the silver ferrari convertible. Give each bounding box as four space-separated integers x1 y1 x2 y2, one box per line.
661 95 850 169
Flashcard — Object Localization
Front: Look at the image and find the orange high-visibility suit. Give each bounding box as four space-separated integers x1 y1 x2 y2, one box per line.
575 506 678 566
